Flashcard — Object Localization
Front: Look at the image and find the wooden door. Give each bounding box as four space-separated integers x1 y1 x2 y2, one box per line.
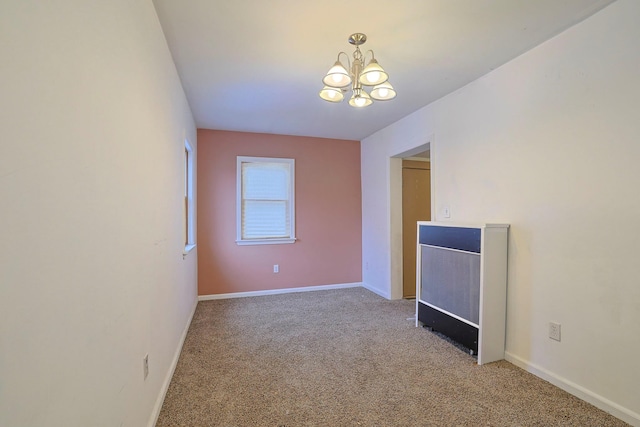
402 160 431 298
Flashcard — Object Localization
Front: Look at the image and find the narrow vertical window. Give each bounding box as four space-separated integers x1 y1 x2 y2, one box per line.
184 139 195 253
236 156 295 245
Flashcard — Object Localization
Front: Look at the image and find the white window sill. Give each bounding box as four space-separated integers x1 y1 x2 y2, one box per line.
236 238 296 246
183 244 196 256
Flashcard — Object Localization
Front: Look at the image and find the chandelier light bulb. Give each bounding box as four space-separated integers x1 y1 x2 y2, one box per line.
377 87 388 97
365 71 380 84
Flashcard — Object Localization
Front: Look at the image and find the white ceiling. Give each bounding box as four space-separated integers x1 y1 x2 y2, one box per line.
152 0 615 141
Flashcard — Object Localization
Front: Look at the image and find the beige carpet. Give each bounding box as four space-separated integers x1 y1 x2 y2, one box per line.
157 287 627 426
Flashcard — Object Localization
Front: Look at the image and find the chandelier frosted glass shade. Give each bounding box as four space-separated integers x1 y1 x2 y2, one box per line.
320 33 395 108
359 59 388 86
319 86 344 102
348 89 373 108
322 61 351 88
370 81 396 101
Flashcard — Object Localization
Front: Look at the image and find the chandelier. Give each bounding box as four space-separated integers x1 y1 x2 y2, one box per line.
319 33 396 108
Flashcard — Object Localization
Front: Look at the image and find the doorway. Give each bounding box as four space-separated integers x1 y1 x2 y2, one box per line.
389 141 432 300
401 157 431 298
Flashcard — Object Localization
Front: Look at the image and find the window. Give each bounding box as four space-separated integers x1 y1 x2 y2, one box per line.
184 139 195 254
237 156 295 245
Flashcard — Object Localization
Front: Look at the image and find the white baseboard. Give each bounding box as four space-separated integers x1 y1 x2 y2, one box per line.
148 299 198 427
504 351 640 426
361 282 391 300
198 282 363 301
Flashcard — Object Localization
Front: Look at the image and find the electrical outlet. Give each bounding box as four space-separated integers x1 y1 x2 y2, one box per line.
549 322 561 342
273 264 279 273
143 354 149 380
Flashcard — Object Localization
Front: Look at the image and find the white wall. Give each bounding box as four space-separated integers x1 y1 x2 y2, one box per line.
0 1 197 426
362 0 640 424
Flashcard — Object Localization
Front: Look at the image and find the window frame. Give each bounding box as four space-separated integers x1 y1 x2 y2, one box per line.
183 139 196 255
236 156 296 246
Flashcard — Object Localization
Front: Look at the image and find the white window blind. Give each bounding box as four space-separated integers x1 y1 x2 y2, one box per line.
237 157 295 245
183 139 196 255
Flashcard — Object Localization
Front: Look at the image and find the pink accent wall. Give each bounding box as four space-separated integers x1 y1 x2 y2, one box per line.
197 129 362 296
